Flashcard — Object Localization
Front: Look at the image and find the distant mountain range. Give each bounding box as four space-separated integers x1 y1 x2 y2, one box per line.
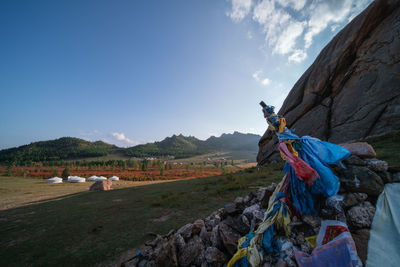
0 132 261 164
125 132 261 158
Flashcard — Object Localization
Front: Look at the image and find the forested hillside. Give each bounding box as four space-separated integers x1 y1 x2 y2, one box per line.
0 137 116 165
124 132 260 158
0 132 261 164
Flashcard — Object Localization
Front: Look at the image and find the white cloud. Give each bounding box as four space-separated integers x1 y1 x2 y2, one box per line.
262 78 271 85
288 49 307 63
252 0 304 56
302 0 373 48
227 0 253 22
79 130 141 147
252 0 275 24
276 0 306 11
109 132 138 147
273 20 306 55
228 0 372 63
252 69 271 86
247 31 253 39
304 0 360 48
111 132 135 144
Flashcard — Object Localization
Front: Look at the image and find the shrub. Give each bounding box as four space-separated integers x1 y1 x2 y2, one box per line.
51 167 58 177
6 164 13 176
61 167 70 180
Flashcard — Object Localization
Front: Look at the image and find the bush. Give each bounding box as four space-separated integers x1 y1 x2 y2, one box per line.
6 164 13 176
61 167 70 180
51 168 58 177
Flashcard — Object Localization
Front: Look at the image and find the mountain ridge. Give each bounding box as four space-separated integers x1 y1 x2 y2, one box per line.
125 131 261 158
0 132 261 164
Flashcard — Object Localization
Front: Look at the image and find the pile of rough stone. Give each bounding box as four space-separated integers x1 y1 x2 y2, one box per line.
120 142 400 267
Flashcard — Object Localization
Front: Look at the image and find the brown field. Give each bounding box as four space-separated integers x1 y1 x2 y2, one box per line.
235 162 258 169
0 177 180 210
0 164 234 181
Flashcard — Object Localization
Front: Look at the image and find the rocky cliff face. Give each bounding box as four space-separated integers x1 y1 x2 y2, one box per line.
258 0 400 165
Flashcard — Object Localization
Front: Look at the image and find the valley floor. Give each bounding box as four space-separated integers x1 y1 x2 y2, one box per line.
0 177 178 210
0 166 282 266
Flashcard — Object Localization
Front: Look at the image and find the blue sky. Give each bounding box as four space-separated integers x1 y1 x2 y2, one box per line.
0 0 372 149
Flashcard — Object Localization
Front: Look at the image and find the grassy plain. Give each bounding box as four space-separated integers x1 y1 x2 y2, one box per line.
363 130 400 166
0 177 175 211
168 151 257 164
61 149 257 164
0 165 283 266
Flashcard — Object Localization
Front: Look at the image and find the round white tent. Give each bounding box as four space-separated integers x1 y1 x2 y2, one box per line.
109 176 119 181
88 175 98 181
68 176 86 183
95 176 107 181
46 177 63 183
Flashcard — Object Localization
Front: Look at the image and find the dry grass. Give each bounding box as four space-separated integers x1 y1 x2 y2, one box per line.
0 166 281 266
0 177 177 211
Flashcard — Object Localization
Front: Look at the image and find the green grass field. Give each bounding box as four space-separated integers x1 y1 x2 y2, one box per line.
0 165 283 266
363 130 400 166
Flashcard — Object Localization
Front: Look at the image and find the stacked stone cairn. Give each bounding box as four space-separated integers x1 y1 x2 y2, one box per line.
121 142 400 267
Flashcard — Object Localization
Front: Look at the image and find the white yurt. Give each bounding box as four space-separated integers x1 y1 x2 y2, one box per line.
109 176 119 181
95 176 107 181
46 177 63 183
68 176 86 183
88 175 98 181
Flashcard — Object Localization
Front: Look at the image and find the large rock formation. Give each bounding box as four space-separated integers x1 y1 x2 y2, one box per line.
258 0 400 165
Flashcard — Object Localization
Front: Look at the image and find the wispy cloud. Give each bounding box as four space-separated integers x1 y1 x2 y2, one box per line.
305 0 350 48
227 0 372 63
252 69 270 86
273 20 306 55
227 0 253 22
276 0 306 11
288 49 307 63
252 0 306 60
